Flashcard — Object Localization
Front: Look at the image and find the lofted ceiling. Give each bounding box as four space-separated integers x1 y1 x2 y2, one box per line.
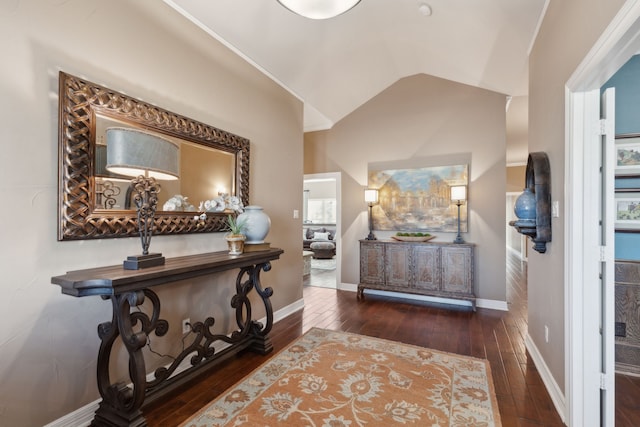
164 0 545 161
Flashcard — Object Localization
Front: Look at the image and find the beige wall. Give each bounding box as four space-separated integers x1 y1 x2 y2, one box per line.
0 1 303 425
507 165 526 193
305 73 507 302
528 0 625 392
506 95 529 165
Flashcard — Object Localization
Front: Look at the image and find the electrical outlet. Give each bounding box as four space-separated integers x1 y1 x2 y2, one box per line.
544 325 549 343
182 318 191 334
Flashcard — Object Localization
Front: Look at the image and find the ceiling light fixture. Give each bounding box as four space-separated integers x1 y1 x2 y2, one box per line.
418 3 432 16
277 0 361 20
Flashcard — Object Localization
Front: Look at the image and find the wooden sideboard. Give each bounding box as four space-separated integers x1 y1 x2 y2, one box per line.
614 260 640 376
359 240 475 309
51 248 283 427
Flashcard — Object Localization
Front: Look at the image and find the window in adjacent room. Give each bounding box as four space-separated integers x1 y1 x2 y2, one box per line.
306 198 336 224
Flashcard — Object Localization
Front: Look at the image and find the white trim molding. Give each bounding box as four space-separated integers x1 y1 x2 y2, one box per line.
476 298 509 311
526 334 566 423
338 282 358 292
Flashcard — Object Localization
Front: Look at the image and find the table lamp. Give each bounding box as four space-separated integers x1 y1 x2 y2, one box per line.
450 185 467 244
364 189 379 240
106 127 179 269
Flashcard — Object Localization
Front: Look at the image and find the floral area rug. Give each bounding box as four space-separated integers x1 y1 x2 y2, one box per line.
181 328 501 427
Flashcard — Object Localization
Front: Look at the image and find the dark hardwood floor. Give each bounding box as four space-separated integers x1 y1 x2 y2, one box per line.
144 254 640 426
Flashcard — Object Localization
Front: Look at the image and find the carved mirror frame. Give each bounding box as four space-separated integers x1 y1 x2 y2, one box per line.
57 71 250 241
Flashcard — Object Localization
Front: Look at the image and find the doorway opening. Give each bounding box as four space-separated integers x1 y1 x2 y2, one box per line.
303 172 341 289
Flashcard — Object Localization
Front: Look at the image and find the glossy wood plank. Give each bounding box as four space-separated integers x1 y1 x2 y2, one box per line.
143 253 639 426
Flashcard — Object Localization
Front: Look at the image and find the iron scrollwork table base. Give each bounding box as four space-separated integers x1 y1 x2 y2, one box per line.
51 249 283 427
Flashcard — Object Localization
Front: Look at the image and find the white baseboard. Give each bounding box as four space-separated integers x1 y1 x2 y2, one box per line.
44 298 306 427
338 282 358 292
268 297 305 323
43 404 96 427
525 334 566 423
476 298 509 311
339 283 508 311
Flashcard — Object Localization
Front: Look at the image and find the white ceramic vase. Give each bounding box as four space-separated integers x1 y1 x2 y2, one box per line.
237 206 271 244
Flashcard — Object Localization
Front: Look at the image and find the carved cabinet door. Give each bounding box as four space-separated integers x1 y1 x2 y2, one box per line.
412 245 440 291
360 241 385 284
441 245 473 294
385 243 411 289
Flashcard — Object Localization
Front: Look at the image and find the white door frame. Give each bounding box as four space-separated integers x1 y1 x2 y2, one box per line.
565 1 640 425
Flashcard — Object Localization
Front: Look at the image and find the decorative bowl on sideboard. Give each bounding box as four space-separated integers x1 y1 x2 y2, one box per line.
390 235 436 242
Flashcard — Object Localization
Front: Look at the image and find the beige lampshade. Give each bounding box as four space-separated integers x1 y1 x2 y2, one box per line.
105 128 179 180
277 0 360 19
450 185 467 202
364 189 379 204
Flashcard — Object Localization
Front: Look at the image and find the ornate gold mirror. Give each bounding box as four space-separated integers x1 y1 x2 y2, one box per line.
58 72 250 240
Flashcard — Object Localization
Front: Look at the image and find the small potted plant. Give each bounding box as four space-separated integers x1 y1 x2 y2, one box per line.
224 214 247 255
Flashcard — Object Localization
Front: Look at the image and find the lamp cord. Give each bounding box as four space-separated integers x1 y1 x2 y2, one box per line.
133 306 192 361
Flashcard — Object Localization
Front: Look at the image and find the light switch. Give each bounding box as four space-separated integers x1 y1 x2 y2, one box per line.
293 209 299 219
552 201 559 218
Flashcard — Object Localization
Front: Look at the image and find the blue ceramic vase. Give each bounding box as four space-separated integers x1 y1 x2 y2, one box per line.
514 188 536 220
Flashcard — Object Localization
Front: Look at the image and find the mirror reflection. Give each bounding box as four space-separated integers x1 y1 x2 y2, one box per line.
94 116 236 212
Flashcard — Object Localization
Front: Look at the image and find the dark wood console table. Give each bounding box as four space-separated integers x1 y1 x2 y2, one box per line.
51 248 283 427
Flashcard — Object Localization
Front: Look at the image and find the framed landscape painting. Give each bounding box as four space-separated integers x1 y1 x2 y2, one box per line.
368 164 468 232
616 135 640 177
615 192 640 231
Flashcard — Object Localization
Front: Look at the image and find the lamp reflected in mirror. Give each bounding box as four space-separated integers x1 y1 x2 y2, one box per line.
450 185 467 244
106 127 179 269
